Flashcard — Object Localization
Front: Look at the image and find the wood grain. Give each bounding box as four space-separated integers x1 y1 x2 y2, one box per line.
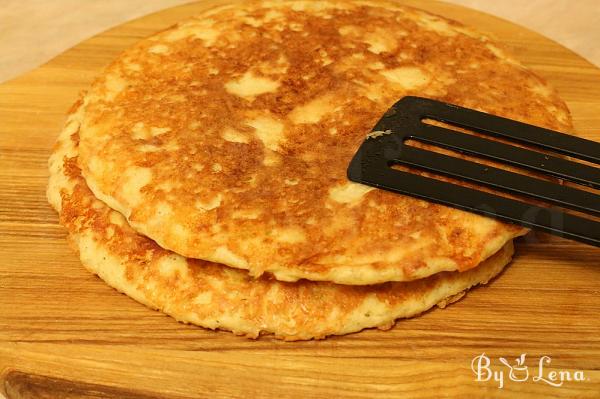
4 371 169 399
1 1 599 398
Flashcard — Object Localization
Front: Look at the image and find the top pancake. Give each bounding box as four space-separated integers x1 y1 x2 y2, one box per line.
77 0 571 285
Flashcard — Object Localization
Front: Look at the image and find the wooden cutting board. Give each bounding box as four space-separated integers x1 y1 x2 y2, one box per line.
1 1 599 397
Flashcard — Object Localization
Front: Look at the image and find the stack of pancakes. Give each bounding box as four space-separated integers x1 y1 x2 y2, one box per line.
47 0 571 340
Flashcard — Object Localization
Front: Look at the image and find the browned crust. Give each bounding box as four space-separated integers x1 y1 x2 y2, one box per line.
75 0 569 285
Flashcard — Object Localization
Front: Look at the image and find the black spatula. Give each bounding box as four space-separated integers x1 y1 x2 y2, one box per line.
347 96 600 247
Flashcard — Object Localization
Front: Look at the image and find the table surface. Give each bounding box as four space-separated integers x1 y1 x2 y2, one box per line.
1 0 599 84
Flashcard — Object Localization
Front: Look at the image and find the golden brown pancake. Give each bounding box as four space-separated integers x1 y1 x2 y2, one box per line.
75 0 571 284
48 101 514 340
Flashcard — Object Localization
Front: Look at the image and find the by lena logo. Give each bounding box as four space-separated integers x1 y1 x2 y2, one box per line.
471 353 587 389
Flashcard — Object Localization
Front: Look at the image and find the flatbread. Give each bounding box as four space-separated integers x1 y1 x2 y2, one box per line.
75 0 571 284
48 101 514 340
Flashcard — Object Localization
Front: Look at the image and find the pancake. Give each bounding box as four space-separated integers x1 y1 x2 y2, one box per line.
48 101 514 340
75 0 571 284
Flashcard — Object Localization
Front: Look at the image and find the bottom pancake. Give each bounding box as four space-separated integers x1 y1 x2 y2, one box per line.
47 102 514 340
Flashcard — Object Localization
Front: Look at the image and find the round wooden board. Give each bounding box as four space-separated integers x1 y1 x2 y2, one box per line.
1 1 599 398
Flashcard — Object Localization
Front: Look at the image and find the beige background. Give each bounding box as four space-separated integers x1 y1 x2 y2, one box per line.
0 0 599 84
